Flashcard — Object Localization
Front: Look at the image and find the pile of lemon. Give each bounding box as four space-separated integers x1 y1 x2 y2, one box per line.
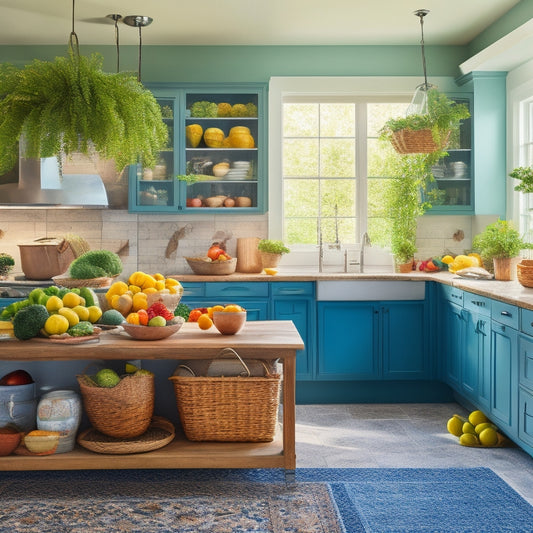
447 410 503 447
43 291 103 336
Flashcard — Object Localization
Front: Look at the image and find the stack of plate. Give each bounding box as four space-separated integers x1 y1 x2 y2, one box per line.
225 161 251 180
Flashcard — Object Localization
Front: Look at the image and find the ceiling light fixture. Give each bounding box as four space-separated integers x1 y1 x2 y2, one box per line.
123 15 153 82
106 14 122 73
407 9 435 116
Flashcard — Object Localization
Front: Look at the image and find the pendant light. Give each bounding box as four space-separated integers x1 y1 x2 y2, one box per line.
406 9 435 117
123 15 153 82
106 14 122 73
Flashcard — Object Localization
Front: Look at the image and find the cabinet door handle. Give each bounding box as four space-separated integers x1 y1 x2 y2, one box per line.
473 301 485 307
501 311 512 317
475 320 486 336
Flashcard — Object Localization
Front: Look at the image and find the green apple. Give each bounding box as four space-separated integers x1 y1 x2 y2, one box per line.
148 316 166 327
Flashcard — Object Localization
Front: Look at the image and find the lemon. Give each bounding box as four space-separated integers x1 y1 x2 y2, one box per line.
72 305 90 322
441 255 454 265
223 304 243 313
58 307 80 327
44 314 70 335
446 415 464 437
479 427 499 447
46 295 63 313
459 433 479 446
62 291 82 308
462 421 476 435
475 422 497 434
87 306 103 323
469 410 489 426
264 268 278 275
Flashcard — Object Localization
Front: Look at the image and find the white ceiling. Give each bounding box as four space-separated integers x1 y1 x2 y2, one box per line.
0 0 523 47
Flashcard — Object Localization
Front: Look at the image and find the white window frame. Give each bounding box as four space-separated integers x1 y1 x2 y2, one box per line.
268 76 464 259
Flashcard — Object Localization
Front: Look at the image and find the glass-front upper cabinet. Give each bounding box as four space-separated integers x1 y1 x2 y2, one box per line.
128 83 267 214
425 96 473 214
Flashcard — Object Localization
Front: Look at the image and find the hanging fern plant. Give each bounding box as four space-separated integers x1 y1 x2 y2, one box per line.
0 50 168 175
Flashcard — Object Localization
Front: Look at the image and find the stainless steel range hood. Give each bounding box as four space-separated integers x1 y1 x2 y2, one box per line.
0 156 109 208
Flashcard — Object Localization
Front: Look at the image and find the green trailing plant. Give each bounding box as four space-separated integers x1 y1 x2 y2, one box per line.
257 239 290 255
0 50 168 174
509 166 533 194
176 174 201 185
385 151 442 264
0 253 15 277
379 88 470 149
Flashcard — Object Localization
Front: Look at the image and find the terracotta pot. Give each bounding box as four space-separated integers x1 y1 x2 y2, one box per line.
396 260 414 273
493 257 518 281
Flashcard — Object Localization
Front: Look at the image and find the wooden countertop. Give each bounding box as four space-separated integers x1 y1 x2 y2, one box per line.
0 320 305 361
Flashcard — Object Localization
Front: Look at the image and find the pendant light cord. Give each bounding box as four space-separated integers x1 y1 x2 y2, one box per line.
416 9 430 91
115 18 120 73
137 26 143 82
69 0 80 55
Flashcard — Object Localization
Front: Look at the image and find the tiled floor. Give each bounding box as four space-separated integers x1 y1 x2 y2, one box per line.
294 402 533 505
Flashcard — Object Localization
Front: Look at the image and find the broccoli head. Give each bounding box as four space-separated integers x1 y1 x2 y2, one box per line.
190 101 218 118
69 250 123 279
13 304 49 340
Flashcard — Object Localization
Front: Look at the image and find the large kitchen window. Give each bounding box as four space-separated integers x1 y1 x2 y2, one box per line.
281 98 408 249
516 95 533 245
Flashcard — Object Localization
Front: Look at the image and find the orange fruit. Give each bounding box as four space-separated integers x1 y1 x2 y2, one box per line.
197 314 213 330
208 305 224 318
223 304 243 313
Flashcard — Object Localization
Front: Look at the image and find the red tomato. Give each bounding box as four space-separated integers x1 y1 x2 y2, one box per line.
190 198 202 207
207 246 225 261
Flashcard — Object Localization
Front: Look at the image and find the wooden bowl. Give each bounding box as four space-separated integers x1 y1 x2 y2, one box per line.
121 318 185 341
185 257 237 276
0 427 22 456
213 311 247 335
23 430 60 454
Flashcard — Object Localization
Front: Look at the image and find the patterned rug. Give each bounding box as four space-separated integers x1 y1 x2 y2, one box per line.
0 468 531 532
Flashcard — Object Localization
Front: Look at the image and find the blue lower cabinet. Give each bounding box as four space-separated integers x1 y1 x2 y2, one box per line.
491 320 518 437
518 387 533 453
271 282 315 380
440 299 464 389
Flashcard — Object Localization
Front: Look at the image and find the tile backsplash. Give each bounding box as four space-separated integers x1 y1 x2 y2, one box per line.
0 209 488 280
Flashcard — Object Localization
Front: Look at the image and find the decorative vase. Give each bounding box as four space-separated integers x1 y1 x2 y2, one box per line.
260 252 282 269
492 257 515 281
36 390 82 454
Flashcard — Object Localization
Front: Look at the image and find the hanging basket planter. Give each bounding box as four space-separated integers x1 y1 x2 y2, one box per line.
390 128 451 155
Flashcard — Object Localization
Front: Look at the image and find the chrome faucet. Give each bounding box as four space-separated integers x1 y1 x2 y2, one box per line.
360 232 371 272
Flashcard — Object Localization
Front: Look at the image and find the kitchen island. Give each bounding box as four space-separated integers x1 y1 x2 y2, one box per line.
0 320 303 477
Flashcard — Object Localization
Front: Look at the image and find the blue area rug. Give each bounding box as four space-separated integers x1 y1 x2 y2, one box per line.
0 468 531 532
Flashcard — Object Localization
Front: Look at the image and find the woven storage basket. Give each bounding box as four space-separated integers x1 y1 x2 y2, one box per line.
169 348 281 442
391 129 450 154
77 372 155 438
517 260 533 288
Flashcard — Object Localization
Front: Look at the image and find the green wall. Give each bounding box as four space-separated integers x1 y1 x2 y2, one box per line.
0 44 469 82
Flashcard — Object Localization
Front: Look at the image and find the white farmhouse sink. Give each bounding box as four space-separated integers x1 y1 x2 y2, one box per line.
316 281 425 301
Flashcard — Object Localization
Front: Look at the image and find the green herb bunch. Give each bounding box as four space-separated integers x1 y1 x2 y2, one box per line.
0 51 168 174
0 253 15 277
472 219 527 259
257 239 290 255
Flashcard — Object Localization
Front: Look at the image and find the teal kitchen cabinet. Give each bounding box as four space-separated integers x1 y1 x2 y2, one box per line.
271 282 315 380
129 83 267 214
439 285 464 389
180 281 269 321
317 300 426 381
517 309 533 454
490 300 519 438
462 292 491 410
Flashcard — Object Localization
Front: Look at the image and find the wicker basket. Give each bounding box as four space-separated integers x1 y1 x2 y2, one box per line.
390 129 450 154
77 372 155 438
169 349 281 442
517 260 533 288
185 257 237 276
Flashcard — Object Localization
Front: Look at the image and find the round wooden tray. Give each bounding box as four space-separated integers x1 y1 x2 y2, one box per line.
77 416 175 454
52 274 117 288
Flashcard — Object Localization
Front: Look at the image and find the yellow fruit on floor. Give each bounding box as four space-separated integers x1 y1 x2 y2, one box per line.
87 306 103 323
46 295 63 313
469 410 489 426
462 422 476 435
72 305 90 322
475 422 497 434
479 427 499 447
62 292 82 308
58 307 80 327
197 314 213 330
44 314 70 335
459 433 479 446
446 415 465 437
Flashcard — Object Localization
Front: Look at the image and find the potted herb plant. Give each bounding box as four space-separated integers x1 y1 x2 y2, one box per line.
0 253 15 279
379 88 470 154
0 51 168 175
257 239 290 268
472 219 528 280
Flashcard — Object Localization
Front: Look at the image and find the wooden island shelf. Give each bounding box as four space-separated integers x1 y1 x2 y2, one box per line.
0 321 303 476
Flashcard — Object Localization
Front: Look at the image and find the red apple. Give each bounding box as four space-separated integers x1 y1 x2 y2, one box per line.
0 369 34 386
189 198 202 207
